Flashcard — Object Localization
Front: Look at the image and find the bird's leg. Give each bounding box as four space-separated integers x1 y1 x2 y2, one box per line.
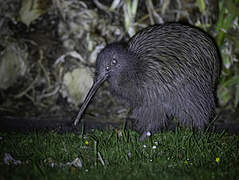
128 106 169 141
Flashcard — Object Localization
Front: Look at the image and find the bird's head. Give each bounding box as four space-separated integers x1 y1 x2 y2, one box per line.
74 42 137 125
95 42 135 82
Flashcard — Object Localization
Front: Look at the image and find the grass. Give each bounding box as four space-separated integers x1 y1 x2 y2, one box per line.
0 128 238 180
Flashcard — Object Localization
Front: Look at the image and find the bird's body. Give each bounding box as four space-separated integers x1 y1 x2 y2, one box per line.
74 23 221 140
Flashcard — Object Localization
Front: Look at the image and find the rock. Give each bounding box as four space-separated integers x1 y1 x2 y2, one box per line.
61 67 93 105
0 43 28 89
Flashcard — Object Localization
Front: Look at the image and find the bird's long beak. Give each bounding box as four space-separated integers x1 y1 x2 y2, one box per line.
73 73 108 126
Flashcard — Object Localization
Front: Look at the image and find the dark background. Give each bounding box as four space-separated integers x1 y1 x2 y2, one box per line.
0 0 238 126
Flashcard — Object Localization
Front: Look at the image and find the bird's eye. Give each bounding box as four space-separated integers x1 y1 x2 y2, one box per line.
106 66 110 71
112 58 117 65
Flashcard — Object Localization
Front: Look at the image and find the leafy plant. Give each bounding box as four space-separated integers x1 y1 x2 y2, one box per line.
216 0 239 108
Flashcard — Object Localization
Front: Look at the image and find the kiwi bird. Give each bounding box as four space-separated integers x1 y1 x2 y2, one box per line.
74 23 220 140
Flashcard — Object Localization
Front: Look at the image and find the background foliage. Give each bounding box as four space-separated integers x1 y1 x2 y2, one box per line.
0 0 238 118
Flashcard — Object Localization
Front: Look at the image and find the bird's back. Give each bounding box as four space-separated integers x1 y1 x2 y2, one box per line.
128 23 220 87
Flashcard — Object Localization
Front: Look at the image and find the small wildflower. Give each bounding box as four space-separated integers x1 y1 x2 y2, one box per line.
85 140 89 145
154 141 158 145
216 157 220 163
117 130 123 137
146 131 151 137
152 145 157 149
128 152 132 158
143 144 147 148
50 162 56 168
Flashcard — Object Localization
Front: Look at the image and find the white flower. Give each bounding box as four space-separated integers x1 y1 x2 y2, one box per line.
146 131 151 136
128 152 132 158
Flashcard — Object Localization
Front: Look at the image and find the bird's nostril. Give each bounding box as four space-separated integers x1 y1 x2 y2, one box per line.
106 66 110 71
112 59 117 65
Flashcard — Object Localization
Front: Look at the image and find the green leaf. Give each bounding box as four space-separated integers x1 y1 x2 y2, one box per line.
19 0 51 26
